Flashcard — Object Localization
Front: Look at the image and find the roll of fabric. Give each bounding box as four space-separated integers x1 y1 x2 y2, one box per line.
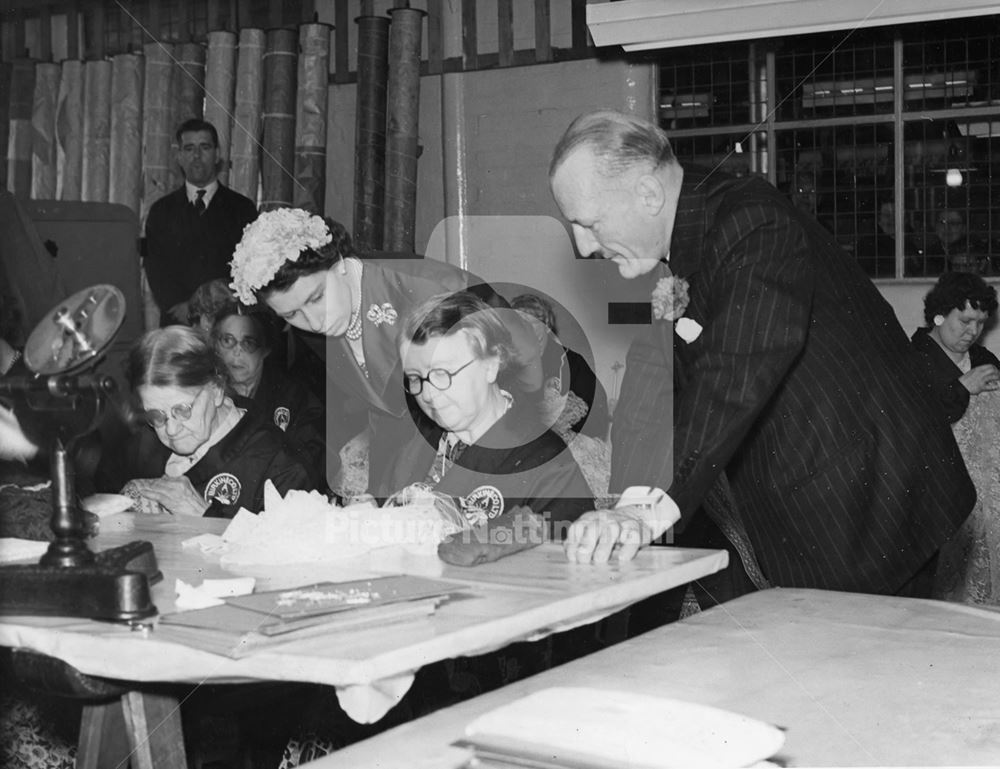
141 42 175 224
353 15 390 250
173 41 206 125
384 7 425 252
260 28 297 211
56 60 84 200
0 61 12 192
7 59 36 197
293 23 332 215
81 59 112 203
31 62 60 199
109 53 144 214
230 28 265 202
204 30 237 186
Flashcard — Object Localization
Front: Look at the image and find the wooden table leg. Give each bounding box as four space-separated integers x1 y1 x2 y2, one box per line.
77 690 188 769
78 698 130 769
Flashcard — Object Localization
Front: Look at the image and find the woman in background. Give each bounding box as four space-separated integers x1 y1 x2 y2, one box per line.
911 271 1000 422
97 325 313 516
912 272 1000 604
510 293 609 439
212 302 327 486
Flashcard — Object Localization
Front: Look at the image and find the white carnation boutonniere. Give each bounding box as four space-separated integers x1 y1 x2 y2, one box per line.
366 302 398 327
652 276 702 343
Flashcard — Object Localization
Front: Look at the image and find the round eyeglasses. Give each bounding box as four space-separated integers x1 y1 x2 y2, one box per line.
403 359 476 396
142 387 208 428
215 333 262 354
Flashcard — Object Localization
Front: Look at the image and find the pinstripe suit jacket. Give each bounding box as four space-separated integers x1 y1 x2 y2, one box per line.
610 167 974 594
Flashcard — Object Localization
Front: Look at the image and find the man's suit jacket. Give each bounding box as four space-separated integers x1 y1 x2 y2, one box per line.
144 185 257 320
611 166 974 594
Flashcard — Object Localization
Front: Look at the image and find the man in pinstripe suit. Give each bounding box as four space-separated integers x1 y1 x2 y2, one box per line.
551 111 974 602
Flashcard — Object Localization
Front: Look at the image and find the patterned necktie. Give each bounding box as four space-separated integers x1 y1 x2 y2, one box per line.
193 189 206 215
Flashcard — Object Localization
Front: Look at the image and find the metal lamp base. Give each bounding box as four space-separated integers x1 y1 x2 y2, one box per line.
0 540 160 622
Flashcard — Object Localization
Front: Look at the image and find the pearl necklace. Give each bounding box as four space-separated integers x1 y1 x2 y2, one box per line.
344 260 363 342
346 310 363 341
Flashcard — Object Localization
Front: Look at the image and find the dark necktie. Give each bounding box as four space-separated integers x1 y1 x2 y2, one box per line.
193 189 206 215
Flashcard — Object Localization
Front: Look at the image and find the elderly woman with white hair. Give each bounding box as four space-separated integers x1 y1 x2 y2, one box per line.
95 325 315 516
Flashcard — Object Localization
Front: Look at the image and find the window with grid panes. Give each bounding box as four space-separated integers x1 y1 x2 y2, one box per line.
658 17 1000 280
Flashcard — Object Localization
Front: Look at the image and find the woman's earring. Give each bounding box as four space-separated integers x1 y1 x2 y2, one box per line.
933 315 945 327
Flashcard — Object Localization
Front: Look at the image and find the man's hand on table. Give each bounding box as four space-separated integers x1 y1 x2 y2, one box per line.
564 506 654 564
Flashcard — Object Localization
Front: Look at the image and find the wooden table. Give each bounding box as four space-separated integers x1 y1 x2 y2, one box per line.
313 588 1000 768
0 513 728 768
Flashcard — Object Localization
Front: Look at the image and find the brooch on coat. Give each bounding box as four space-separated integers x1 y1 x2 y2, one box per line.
652 276 702 343
366 303 398 327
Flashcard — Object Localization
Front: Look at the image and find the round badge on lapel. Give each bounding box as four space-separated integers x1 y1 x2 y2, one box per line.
462 485 504 520
205 473 242 505
273 406 290 431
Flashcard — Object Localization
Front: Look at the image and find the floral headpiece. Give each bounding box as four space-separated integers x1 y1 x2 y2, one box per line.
229 208 332 305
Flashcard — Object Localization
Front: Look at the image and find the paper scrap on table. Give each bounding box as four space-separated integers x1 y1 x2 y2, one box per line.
174 577 256 610
0 538 49 565
81 493 134 517
181 533 228 554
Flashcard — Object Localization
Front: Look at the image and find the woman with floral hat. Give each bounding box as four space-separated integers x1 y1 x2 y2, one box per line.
229 208 542 494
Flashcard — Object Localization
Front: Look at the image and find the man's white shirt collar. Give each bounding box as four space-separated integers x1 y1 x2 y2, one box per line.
186 179 219 207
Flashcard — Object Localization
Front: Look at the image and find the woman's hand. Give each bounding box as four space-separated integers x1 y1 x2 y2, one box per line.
960 364 1000 395
129 476 211 516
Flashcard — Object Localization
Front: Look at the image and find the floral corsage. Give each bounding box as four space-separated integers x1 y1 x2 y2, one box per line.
652 276 702 343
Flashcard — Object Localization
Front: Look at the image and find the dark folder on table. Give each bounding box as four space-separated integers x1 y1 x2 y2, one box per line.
156 575 466 658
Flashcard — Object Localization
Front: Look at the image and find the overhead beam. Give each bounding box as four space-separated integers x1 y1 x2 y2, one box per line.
588 0 1000 51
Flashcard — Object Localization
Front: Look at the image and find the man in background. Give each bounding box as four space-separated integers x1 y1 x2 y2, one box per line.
144 118 258 325
550 110 974 605
918 206 992 276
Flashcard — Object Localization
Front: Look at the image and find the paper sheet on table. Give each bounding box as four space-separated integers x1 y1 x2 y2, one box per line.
458 687 785 768
174 577 256 610
0 538 48 564
80 493 134 517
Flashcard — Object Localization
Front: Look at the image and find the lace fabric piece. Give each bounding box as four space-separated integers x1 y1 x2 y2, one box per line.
541 387 611 502
934 389 1000 605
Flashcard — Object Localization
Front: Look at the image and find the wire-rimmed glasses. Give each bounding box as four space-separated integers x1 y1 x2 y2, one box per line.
142 386 208 428
403 359 476 395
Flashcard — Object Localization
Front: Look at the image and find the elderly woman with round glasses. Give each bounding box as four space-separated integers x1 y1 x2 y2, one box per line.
96 325 314 516
378 291 592 543
212 301 327 484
